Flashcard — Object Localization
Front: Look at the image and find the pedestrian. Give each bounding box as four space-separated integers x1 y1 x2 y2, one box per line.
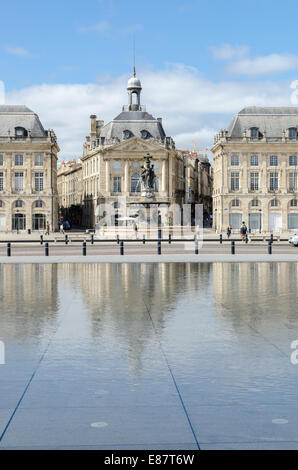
227 224 232 239
133 221 138 240
46 221 50 235
60 222 64 234
240 221 247 241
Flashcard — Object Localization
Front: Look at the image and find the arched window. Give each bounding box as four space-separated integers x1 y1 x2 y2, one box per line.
15 127 28 138
251 199 259 207
271 199 278 207
32 214 46 231
250 127 259 139
15 200 23 208
123 130 134 140
231 199 240 207
290 199 298 207
35 200 43 208
141 130 153 140
131 173 141 193
0 200 3 208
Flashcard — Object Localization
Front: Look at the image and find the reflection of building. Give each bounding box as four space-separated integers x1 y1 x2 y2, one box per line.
213 262 298 330
181 151 213 222
79 70 186 228
0 106 59 232
0 264 59 339
212 107 298 233
57 160 83 227
61 263 211 374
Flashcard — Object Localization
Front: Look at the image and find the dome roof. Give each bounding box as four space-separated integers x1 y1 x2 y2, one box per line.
127 75 142 90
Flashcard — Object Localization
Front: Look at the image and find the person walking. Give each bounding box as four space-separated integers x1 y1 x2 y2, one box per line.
240 222 247 241
227 224 232 239
133 221 138 240
60 222 64 234
46 221 50 235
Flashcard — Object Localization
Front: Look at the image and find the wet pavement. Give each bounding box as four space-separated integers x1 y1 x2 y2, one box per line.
0 262 298 449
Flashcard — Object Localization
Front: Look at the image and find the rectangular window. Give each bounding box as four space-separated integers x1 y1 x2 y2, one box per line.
15 155 23 166
289 172 297 191
15 172 24 191
289 156 297 166
0 155 3 166
231 155 239 166
270 172 278 191
113 161 122 171
112 177 121 193
35 154 44 166
250 155 259 166
270 155 278 166
35 172 44 191
0 173 3 191
250 173 259 191
231 172 239 191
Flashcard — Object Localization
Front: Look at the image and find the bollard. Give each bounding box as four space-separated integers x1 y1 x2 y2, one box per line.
83 242 87 256
120 241 124 256
231 240 235 255
158 229 162 240
245 235 248 244
270 234 274 244
40 235 43 245
143 235 146 245
65 235 69 245
45 242 49 257
220 234 223 244
7 243 11 257
169 234 172 245
268 241 272 255
117 235 120 245
195 237 199 255
157 240 161 255
91 234 94 245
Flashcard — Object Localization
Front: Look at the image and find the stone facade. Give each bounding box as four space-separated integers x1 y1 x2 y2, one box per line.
57 160 83 227
212 107 298 233
0 106 59 233
80 72 187 229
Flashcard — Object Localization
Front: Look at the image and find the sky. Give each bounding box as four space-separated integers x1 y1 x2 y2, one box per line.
1 0 298 161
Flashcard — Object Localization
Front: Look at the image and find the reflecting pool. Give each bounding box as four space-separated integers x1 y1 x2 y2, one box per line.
0 262 298 449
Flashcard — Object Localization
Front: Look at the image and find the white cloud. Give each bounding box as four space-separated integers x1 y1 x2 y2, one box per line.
4 45 31 57
227 53 298 76
210 44 249 61
6 65 293 160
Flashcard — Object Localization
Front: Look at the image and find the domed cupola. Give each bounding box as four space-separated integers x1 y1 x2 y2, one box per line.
127 67 142 111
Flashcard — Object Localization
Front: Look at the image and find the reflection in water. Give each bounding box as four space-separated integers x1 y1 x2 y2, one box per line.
0 264 59 341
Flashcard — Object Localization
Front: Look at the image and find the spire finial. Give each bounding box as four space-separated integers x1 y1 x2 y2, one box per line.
133 35 136 77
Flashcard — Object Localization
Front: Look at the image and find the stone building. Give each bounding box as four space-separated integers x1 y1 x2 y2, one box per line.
181 151 213 223
212 107 298 233
0 105 59 232
80 70 185 228
57 160 83 227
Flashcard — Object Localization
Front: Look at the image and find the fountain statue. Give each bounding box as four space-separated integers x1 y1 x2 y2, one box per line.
140 153 156 199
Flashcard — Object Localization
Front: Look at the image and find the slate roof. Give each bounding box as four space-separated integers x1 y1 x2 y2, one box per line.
0 105 46 137
228 107 298 138
99 110 166 141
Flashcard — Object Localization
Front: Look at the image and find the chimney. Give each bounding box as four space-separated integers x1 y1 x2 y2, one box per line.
96 120 104 137
90 115 97 139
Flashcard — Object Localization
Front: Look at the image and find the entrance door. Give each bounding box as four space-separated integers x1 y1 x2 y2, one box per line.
268 212 282 231
12 214 26 231
249 213 262 231
32 214 46 231
229 213 242 231
288 213 298 230
0 214 6 231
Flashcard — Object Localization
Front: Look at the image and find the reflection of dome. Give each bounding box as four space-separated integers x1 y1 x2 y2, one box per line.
127 76 142 89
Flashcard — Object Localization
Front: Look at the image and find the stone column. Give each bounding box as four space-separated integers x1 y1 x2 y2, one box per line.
106 160 110 194
124 161 129 194
161 160 166 193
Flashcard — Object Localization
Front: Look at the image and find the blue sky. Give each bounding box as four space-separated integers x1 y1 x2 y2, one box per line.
1 0 298 159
